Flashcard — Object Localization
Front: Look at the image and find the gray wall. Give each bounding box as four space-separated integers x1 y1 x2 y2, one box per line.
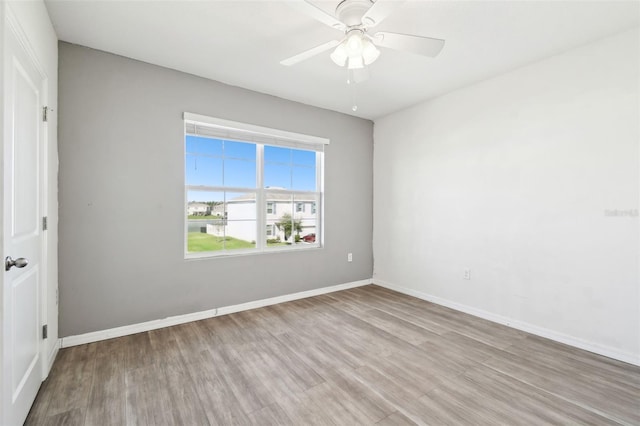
58 42 373 337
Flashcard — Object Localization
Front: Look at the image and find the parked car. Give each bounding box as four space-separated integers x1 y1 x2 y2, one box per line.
301 233 316 243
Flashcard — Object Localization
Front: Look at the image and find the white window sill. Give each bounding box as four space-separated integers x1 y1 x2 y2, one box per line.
185 243 323 260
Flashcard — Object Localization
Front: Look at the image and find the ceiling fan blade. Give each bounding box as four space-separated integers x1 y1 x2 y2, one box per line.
287 0 346 31
280 40 341 66
373 32 445 57
361 0 405 27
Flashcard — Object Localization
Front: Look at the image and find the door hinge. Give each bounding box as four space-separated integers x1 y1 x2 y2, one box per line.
42 216 48 231
42 106 48 122
42 324 48 339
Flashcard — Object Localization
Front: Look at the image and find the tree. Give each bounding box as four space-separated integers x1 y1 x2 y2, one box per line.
275 213 302 242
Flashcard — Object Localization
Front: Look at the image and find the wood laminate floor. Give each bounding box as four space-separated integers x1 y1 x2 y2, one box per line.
26 285 640 425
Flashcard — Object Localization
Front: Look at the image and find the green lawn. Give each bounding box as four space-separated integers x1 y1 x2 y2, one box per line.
267 241 289 247
188 233 254 252
188 232 292 252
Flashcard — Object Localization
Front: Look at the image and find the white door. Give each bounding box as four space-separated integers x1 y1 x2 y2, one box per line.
2 21 45 426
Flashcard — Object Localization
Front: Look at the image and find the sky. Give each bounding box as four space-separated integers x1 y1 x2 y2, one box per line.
186 136 317 202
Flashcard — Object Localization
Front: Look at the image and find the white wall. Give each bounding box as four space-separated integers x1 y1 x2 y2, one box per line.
0 0 5 409
373 28 639 364
1 0 59 372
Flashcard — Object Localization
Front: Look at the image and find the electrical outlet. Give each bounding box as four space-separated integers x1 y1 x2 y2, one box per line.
348 253 353 262
464 268 471 280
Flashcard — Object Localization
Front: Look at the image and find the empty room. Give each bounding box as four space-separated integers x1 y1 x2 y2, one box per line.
1 0 639 424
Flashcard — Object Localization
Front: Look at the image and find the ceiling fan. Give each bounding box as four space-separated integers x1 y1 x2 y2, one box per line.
281 0 445 79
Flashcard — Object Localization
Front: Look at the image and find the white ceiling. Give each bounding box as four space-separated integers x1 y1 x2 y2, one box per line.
45 0 640 120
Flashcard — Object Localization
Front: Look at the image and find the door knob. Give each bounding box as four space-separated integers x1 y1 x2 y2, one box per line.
5 256 28 271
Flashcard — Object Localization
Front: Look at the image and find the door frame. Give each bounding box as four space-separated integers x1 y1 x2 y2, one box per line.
1 3 51 423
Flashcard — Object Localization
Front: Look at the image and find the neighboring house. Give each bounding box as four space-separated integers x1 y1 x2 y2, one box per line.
265 193 317 242
211 203 225 216
206 192 317 243
187 202 211 216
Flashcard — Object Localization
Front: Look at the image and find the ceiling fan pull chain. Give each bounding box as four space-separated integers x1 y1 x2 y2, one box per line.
349 74 358 112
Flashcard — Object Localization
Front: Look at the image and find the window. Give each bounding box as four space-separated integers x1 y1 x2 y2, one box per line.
184 113 326 257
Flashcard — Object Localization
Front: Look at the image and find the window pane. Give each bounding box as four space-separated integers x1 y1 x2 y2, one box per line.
268 213 297 244
224 192 257 249
226 192 256 221
265 222 288 247
299 220 317 244
292 149 315 167
292 165 316 191
266 193 293 217
186 136 223 157
264 162 291 189
222 220 257 248
185 155 223 187
224 159 256 188
186 190 226 252
186 190 224 217
224 140 256 160
266 192 294 246
295 195 317 244
265 145 291 165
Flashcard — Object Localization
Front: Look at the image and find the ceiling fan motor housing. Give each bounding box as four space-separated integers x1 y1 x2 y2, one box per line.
335 0 375 27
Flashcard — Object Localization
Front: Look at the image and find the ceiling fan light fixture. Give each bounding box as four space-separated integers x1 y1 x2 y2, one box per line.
361 38 380 65
345 31 364 56
347 55 364 70
331 29 379 70
330 43 348 66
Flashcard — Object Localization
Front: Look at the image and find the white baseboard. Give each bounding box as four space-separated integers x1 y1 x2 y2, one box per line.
61 278 372 348
373 279 640 367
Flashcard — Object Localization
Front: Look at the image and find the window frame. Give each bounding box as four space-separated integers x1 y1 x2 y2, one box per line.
184 113 327 259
